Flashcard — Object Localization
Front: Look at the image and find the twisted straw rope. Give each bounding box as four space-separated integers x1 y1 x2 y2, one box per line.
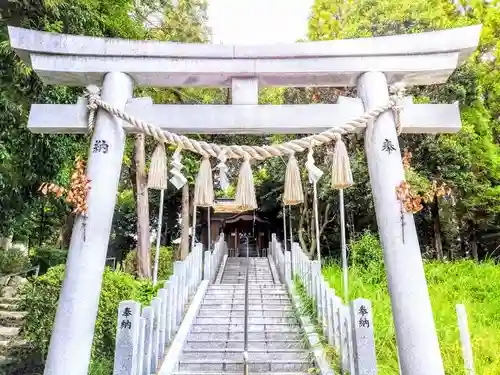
86 92 399 160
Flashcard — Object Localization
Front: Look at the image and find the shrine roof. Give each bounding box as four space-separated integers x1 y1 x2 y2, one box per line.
8 25 481 88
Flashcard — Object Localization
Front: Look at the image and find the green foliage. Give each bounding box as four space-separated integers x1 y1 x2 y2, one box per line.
349 231 384 269
19 265 156 360
0 248 31 275
297 0 500 260
31 246 68 274
324 233 500 374
122 246 174 281
89 358 113 375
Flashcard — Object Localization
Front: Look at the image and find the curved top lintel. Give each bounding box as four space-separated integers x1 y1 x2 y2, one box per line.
7 25 482 88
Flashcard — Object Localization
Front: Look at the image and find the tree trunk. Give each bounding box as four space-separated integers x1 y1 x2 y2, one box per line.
179 183 190 260
57 213 75 249
430 195 444 260
134 134 151 278
469 222 479 262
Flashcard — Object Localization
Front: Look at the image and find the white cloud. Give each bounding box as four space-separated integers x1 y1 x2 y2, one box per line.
207 0 313 44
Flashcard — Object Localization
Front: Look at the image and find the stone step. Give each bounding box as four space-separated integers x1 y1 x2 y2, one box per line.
0 327 20 341
203 293 290 301
0 298 20 306
0 355 16 367
174 372 308 375
205 289 288 298
187 332 303 341
207 285 285 290
191 324 301 333
202 303 292 310
178 359 311 372
185 340 305 350
202 301 292 307
195 317 299 325
0 338 29 356
0 311 26 327
181 349 309 362
198 309 295 318
0 303 19 312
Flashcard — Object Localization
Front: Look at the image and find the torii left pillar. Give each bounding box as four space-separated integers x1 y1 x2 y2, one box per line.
44 72 133 375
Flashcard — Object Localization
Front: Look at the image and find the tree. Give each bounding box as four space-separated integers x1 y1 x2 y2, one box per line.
306 0 500 260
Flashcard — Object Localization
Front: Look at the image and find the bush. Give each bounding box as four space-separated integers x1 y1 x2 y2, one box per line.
0 248 31 275
349 231 384 268
19 265 156 361
31 246 68 274
122 246 174 281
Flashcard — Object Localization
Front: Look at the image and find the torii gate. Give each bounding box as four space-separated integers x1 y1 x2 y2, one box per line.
8 25 480 375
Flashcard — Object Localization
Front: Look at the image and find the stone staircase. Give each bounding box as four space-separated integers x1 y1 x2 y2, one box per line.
0 283 28 372
221 258 275 284
238 238 259 258
173 257 313 374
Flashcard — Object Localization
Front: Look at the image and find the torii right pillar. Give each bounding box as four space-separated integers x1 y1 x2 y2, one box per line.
358 71 444 374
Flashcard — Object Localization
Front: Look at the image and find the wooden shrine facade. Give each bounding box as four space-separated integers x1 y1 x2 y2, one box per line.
199 199 271 254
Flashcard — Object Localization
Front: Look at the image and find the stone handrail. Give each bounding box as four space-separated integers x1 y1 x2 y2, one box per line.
112 234 227 375
269 234 378 375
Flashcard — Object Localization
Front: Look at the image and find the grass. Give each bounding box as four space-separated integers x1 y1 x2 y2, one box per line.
323 260 500 375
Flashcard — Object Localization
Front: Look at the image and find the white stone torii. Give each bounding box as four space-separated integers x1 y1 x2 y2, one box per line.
8 25 480 375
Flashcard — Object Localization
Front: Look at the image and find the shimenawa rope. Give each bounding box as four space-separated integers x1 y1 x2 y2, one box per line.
84 87 404 160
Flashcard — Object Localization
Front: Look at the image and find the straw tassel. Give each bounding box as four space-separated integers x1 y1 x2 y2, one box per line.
148 143 168 190
235 156 257 211
283 153 304 206
193 156 214 207
331 134 353 189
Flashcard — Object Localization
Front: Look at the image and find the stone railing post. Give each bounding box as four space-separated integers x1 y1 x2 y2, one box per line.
150 297 161 371
141 306 153 375
174 262 185 323
284 251 292 284
158 288 167 358
136 317 145 375
203 251 211 281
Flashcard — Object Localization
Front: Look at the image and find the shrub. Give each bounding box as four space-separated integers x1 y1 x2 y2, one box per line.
122 246 174 281
349 231 384 268
19 265 156 360
0 248 31 275
31 246 68 274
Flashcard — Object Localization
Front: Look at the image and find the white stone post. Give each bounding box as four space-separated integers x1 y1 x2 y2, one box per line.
203 251 211 281
136 317 146 375
113 301 141 375
333 296 342 352
142 306 153 375
150 297 161 372
158 288 167 358
164 281 172 344
174 261 185 323
456 304 475 375
44 72 133 375
351 299 377 375
169 274 178 332
326 289 335 347
284 251 292 283
357 71 445 375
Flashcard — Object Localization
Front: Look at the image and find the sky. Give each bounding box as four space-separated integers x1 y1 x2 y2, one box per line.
207 0 314 44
